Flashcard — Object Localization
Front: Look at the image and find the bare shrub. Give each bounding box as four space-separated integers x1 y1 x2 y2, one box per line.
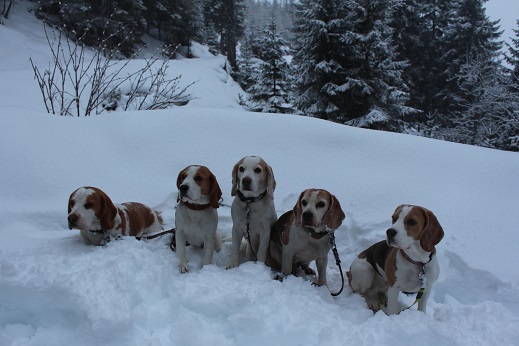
30 23 195 116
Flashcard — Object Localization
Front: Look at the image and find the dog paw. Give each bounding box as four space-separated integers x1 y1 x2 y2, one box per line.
226 261 238 270
179 265 189 273
303 267 316 276
273 273 287 282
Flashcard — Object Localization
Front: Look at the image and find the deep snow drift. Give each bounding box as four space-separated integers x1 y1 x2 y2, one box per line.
1 2 519 345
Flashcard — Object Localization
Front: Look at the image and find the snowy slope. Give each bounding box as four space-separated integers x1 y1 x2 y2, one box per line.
1 2 519 345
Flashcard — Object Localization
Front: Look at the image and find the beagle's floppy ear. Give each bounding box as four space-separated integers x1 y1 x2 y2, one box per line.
209 172 222 209
419 207 444 252
266 163 276 197
96 188 117 231
293 190 306 227
324 193 345 230
230 158 243 197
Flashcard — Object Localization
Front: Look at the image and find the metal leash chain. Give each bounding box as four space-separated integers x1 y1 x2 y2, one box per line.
218 197 233 209
329 232 345 296
244 202 258 262
401 266 427 312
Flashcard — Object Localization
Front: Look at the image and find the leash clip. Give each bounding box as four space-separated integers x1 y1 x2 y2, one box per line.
419 267 427 288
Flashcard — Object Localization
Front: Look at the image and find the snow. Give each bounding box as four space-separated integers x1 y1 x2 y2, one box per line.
1 2 519 345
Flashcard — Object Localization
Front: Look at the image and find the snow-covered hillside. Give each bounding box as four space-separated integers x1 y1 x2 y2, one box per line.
1 2 519 345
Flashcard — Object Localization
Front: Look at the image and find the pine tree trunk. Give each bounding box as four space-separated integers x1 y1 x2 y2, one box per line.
222 0 238 70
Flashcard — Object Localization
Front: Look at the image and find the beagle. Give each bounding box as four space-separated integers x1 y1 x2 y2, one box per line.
226 156 277 269
347 205 444 314
268 189 345 287
175 165 222 273
68 186 163 246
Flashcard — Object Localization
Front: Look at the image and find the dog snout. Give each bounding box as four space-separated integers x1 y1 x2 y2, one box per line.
241 177 252 190
302 211 313 225
68 214 78 229
386 228 397 240
179 184 189 195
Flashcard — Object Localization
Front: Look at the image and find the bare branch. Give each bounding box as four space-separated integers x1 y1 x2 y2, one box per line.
31 22 196 117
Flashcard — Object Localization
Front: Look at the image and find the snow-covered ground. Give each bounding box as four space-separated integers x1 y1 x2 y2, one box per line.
1 2 519 345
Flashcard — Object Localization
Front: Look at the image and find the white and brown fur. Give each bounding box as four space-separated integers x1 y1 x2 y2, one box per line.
347 205 444 314
268 189 345 287
175 165 222 273
68 186 163 246
226 156 277 269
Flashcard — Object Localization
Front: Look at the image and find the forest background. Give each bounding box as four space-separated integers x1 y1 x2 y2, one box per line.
3 0 519 151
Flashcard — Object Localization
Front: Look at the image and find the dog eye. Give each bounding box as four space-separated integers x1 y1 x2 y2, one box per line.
301 199 307 207
70 201 75 208
194 176 203 181
254 167 262 173
407 219 417 226
239 166 245 172
181 173 187 180
392 216 397 224
84 203 93 209
316 201 325 209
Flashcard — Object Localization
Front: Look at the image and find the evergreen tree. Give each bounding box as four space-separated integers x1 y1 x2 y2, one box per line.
187 0 207 45
292 0 412 127
505 19 519 91
204 0 245 69
454 60 518 149
243 0 297 47
277 0 298 45
441 0 502 113
391 0 458 122
391 0 501 124
391 0 428 120
203 17 221 56
244 18 293 113
291 0 348 120
142 0 202 56
36 0 147 56
440 1 517 150
340 0 413 129
237 12 260 90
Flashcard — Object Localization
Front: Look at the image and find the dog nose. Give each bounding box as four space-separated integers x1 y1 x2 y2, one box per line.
68 214 78 229
68 214 78 225
386 228 397 239
179 185 189 194
242 177 252 185
302 211 313 224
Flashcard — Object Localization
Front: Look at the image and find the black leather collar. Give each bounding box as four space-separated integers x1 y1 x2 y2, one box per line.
304 226 328 240
237 189 267 203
